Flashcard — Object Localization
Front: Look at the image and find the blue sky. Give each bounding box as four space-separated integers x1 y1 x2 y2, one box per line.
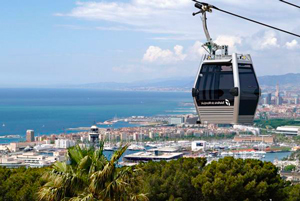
1 0 300 87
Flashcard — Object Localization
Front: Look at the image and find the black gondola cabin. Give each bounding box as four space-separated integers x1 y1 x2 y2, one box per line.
192 53 261 125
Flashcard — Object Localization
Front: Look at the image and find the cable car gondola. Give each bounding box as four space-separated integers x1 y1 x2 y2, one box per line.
191 2 261 125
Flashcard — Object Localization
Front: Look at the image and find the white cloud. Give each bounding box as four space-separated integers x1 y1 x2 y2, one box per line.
261 34 279 49
185 36 242 60
142 36 242 64
144 35 243 64
96 26 131 31
55 2 152 26
286 40 299 50
174 45 187 61
55 1 193 36
133 0 190 9
143 45 186 64
187 41 207 60
214 35 242 51
56 0 300 41
214 35 242 48
249 31 280 50
56 0 300 79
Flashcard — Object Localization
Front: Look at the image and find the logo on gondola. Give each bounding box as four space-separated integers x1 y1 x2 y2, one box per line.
198 99 234 106
225 99 231 106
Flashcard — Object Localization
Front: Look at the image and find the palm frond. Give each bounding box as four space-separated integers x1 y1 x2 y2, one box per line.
38 143 146 201
110 144 129 164
68 145 84 166
130 193 149 201
69 192 95 201
53 161 68 173
78 155 92 173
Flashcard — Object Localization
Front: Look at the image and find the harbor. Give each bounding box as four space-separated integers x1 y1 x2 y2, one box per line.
0 121 298 168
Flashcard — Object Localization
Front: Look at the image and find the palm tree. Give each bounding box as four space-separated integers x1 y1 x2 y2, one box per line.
38 142 148 201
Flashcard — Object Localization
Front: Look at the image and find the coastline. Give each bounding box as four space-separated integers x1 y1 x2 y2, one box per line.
0 89 192 139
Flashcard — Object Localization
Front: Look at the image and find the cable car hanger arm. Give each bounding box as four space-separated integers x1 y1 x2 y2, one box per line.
192 1 213 43
192 1 228 56
192 0 300 38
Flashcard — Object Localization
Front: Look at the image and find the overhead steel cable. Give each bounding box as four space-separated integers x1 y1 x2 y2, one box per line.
192 1 300 38
279 0 300 9
213 6 300 38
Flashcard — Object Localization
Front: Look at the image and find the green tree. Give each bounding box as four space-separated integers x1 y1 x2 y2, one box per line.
192 157 288 201
286 184 300 201
284 165 296 172
0 166 47 201
38 143 147 201
134 158 207 201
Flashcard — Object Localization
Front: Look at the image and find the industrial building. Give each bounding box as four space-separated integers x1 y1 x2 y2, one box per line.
233 135 274 143
276 126 300 135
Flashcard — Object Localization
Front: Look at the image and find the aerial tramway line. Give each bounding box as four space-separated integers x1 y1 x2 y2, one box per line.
191 1 300 125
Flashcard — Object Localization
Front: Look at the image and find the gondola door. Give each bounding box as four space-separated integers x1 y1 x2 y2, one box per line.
194 62 237 124
237 63 260 124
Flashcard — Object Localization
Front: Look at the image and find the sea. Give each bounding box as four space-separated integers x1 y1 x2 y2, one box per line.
263 151 291 162
0 88 193 143
0 88 291 162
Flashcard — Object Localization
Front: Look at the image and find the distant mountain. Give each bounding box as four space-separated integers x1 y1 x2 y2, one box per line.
65 73 300 91
258 73 300 86
68 77 195 91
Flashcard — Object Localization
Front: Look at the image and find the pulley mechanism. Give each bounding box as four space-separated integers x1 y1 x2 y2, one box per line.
192 1 228 57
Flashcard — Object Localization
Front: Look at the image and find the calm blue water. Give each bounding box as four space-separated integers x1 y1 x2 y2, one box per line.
0 89 192 143
103 150 291 164
263 152 291 162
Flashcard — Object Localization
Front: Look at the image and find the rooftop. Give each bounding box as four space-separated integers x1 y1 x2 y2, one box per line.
124 151 183 161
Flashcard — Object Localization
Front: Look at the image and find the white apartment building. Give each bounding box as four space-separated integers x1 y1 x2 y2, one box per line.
191 141 207 152
55 139 76 149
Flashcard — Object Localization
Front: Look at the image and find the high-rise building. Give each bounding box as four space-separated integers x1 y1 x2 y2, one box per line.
267 93 272 104
26 130 34 142
121 133 127 141
276 96 283 106
133 133 139 141
274 84 283 106
275 83 280 97
296 96 299 105
261 93 272 105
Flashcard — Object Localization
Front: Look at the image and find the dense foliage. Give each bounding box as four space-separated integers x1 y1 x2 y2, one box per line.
0 166 47 201
38 143 147 201
2 148 300 201
133 157 300 201
284 165 296 172
192 158 287 201
134 158 207 201
255 119 300 129
286 185 300 201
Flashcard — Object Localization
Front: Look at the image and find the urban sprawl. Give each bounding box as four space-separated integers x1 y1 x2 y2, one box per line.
2 84 300 183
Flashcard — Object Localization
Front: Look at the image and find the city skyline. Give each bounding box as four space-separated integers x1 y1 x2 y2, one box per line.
1 0 300 87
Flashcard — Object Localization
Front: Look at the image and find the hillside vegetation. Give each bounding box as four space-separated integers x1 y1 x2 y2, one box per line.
1 145 300 201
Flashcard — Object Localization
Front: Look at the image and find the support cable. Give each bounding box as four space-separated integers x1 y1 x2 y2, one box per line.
279 0 300 9
192 1 300 38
